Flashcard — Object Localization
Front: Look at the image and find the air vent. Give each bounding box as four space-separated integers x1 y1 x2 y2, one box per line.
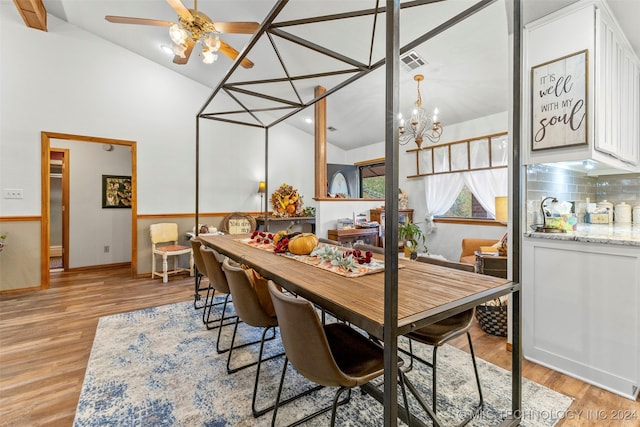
400 51 427 71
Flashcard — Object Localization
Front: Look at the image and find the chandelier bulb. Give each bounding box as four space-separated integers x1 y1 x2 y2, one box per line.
171 43 187 58
203 32 221 52
169 23 189 45
202 50 217 64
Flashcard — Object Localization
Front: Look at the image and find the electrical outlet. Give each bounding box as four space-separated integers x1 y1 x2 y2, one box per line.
4 189 24 199
104 246 110 253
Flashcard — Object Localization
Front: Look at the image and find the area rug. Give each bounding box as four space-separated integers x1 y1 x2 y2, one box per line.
74 301 573 426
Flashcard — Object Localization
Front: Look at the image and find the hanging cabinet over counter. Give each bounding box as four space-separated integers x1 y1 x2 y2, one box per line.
523 0 640 173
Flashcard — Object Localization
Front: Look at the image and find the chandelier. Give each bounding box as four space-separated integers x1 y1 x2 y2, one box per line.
169 9 221 64
398 74 443 149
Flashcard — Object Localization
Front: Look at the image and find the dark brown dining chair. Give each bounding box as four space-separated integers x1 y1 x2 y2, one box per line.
199 246 236 352
405 255 483 425
189 237 209 309
221 258 283 417
267 281 409 427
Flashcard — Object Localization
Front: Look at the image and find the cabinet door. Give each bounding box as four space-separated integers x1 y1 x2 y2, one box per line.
596 9 640 165
596 11 620 158
619 52 640 164
523 239 640 399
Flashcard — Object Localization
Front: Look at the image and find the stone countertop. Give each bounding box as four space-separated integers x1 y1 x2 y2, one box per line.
524 224 640 246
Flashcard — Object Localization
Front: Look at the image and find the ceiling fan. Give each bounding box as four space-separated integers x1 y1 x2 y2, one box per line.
105 0 258 68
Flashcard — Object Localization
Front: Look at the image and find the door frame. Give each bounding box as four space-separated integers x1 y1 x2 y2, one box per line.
40 132 138 289
49 148 70 271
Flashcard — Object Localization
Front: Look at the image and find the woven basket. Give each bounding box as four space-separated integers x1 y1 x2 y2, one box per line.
475 304 508 337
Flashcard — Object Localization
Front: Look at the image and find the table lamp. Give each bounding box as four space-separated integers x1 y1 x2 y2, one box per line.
257 181 266 211
494 196 508 256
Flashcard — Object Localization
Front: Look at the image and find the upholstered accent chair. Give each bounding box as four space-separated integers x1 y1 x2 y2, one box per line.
459 238 500 265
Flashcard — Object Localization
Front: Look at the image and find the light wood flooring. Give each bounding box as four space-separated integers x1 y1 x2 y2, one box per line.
1 267 638 426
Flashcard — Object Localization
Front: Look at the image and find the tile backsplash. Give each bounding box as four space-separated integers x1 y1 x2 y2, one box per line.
526 164 640 226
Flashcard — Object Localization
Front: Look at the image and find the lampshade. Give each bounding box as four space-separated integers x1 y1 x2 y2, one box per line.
495 196 508 224
257 181 266 194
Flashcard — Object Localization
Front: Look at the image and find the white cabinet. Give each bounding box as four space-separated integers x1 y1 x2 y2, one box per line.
524 0 640 172
595 7 640 165
522 237 640 399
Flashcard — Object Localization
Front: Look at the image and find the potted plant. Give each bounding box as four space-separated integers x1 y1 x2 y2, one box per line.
398 221 425 260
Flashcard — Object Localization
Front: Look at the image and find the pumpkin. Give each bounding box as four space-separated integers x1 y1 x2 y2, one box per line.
273 230 287 244
287 233 319 255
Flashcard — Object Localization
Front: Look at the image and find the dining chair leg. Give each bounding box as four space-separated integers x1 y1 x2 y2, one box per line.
329 387 351 427
226 321 277 374
203 288 234 331
401 372 442 427
399 338 433 373
251 326 292 417
162 253 169 283
193 273 206 309
398 369 415 427
270 357 345 427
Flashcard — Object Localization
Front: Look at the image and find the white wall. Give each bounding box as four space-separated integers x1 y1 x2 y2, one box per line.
0 8 206 217
50 141 132 268
0 4 320 285
0 6 320 217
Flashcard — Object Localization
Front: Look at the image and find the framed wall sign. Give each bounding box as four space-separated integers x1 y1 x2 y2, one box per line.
531 49 588 151
102 175 132 208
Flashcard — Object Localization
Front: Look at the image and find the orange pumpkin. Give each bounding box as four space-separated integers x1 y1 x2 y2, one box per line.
287 233 318 255
286 204 296 214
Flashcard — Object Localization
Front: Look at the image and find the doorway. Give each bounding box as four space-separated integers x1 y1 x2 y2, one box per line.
40 132 138 290
49 148 69 272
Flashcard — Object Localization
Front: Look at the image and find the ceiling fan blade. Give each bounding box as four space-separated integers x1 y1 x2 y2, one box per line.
219 40 254 69
105 16 174 27
166 0 193 22
212 22 260 34
173 39 195 65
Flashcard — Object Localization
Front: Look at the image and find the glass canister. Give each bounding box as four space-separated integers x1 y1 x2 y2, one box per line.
614 202 631 224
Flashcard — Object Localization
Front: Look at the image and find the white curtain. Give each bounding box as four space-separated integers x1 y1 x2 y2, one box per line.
423 169 508 219
424 173 465 216
463 168 508 217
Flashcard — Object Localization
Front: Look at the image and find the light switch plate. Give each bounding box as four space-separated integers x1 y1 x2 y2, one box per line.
4 189 24 199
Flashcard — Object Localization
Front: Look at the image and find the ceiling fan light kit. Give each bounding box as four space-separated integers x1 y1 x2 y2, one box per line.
398 74 443 149
105 0 258 67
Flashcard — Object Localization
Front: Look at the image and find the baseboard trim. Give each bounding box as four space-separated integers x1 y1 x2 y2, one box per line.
0 285 41 295
66 262 131 272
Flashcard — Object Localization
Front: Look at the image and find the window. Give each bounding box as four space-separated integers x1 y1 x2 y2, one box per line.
441 185 490 219
359 162 385 199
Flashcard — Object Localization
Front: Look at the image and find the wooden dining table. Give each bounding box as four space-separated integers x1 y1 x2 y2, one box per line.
199 234 522 426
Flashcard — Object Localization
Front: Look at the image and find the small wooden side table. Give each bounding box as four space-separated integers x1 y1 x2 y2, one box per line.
474 251 508 279
327 227 379 247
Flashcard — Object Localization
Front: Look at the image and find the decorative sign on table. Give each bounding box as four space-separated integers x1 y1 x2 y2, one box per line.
531 49 588 151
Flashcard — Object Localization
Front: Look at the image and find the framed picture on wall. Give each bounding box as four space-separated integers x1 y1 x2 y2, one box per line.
531 49 588 151
102 175 132 208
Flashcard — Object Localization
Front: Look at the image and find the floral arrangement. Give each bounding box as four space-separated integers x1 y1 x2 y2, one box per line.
271 183 304 218
310 245 375 273
0 232 7 252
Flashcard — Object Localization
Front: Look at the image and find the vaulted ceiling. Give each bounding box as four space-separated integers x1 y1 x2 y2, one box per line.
12 0 640 150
